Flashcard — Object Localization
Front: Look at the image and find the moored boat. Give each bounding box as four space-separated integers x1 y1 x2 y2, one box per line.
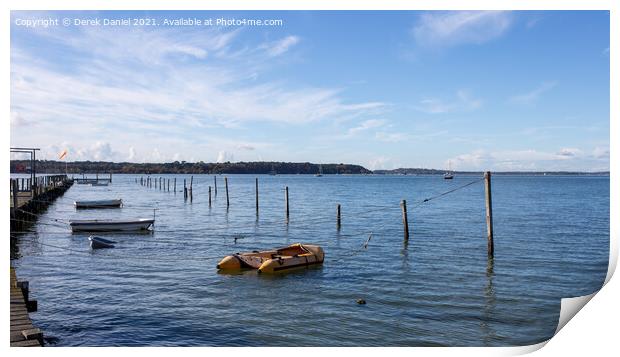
70 218 154 232
88 236 116 249
217 243 324 274
74 199 123 209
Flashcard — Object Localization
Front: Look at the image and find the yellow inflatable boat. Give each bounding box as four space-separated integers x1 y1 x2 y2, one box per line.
217 243 324 274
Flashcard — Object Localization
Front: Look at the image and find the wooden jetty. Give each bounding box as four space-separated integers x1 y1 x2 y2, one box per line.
10 268 42 347
73 172 112 185
10 174 73 231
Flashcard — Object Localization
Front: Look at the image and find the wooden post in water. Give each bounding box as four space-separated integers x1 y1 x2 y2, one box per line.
184 179 187 200
208 186 212 207
255 178 259 215
285 186 289 223
159 177 162 190
174 178 176 193
214 176 218 196
190 176 193 202
225 177 229 208
12 180 18 211
167 179 170 192
400 200 410 241
484 171 494 258
109 172 112 183
337 204 341 229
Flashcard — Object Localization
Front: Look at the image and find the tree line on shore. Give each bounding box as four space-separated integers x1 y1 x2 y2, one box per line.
10 160 372 175
10 160 608 176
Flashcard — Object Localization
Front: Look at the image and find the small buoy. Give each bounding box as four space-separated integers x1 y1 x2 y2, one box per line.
356 298 366 305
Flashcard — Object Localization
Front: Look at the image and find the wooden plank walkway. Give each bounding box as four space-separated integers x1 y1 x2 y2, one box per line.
9 192 35 209
10 268 42 347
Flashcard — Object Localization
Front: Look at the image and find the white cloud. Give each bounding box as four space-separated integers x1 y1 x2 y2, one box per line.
412 11 512 48
10 111 31 127
448 146 608 171
264 35 300 56
510 81 557 104
593 146 609 159
346 119 385 136
375 131 407 142
127 146 137 161
216 150 234 163
10 27 384 162
555 147 582 159
236 144 256 151
414 90 482 114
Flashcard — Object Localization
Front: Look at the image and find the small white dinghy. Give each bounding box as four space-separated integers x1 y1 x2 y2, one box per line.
88 236 116 249
74 199 123 209
70 218 154 232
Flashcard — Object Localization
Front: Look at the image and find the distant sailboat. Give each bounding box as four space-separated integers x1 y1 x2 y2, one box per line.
444 161 454 180
315 164 323 177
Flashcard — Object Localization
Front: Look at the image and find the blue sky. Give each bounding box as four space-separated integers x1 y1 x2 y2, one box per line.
10 10 610 171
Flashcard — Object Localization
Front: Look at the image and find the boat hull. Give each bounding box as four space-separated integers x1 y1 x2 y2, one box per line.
74 199 122 209
70 219 154 232
217 243 324 274
89 236 116 249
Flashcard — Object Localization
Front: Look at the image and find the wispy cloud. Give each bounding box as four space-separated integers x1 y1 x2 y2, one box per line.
414 90 482 114
375 131 407 142
412 11 513 48
263 35 300 56
510 81 557 104
449 146 608 171
11 25 383 162
346 119 385 136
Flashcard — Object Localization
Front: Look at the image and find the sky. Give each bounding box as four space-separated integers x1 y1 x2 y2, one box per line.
9 10 610 171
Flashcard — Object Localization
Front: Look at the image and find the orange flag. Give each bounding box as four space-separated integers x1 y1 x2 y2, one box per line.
59 149 68 160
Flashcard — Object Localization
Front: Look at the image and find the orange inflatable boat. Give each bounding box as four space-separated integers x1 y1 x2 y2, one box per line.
217 243 324 274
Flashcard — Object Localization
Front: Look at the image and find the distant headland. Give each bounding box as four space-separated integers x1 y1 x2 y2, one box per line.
9 160 608 176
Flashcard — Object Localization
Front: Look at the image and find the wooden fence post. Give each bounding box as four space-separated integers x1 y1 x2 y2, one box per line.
184 179 187 199
208 186 212 207
337 204 341 229
484 171 494 258
401 200 409 241
174 178 176 193
225 177 229 208
214 176 218 196
255 177 259 215
285 186 289 223
190 176 193 202
12 180 18 211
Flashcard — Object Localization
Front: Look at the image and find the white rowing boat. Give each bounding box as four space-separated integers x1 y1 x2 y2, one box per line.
88 236 116 249
74 199 123 209
70 218 154 232
91 182 109 186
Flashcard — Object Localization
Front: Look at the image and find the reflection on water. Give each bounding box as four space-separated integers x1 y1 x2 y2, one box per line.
11 174 609 346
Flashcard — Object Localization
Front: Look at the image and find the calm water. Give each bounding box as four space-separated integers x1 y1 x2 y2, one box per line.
11 174 609 346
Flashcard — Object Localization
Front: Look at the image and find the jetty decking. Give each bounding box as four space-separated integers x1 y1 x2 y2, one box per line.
10 268 42 347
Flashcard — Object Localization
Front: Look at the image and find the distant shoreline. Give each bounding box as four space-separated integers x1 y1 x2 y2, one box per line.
9 160 609 176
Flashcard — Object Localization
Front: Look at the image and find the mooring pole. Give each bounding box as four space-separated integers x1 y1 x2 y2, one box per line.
190 176 193 202
208 186 212 207
255 177 259 215
184 179 187 200
214 176 218 196
484 171 494 258
225 177 229 208
174 178 176 193
12 180 18 211
285 186 290 223
167 179 170 192
337 203 341 229
401 200 409 241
